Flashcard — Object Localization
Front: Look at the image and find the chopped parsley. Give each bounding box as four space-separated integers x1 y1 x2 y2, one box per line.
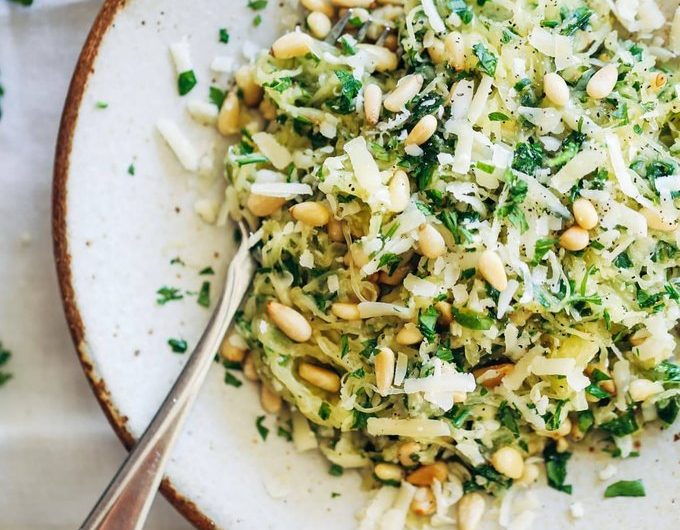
127 163 135 176
329 464 344 476
604 479 645 498
255 415 269 440
497 170 529 232
219 28 230 44
488 112 509 122
156 286 184 304
543 441 572 494
209 86 226 108
0 342 13 387
247 0 267 9
600 409 639 437
451 307 493 330
318 401 331 420
253 14 262 26
167 338 188 353
472 43 497 77
95 101 108 109
224 370 243 388
177 70 197 96
326 70 362 114
199 266 215 275
197 281 211 307
418 305 440 342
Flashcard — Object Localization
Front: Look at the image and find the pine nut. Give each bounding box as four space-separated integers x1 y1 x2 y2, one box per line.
301 0 335 18
457 493 485 530
260 384 282 413
559 226 589 251
218 89 240 135
267 301 312 342
290 201 331 226
629 379 663 402
327 216 345 242
651 72 667 92
332 0 373 8
357 44 398 72
259 98 277 120
556 437 569 453
406 462 448 486
383 74 424 112
417 223 446 259
405 114 437 146
472 363 514 389
235 65 263 107
363 84 383 125
243 353 259 381
272 32 313 59
383 33 398 52
572 198 598 230
398 442 421 467
444 32 465 70
396 322 423 345
298 361 341 392
490 446 524 479
378 264 409 285
410 487 436 516
331 302 360 320
307 11 332 39
427 38 446 64
374 347 395 396
374 462 403 482
517 463 539 486
600 379 616 395
389 169 410 212
641 207 677 232
478 250 508 291
246 194 286 217
220 338 246 363
435 301 452 325
570 421 585 442
586 64 618 99
543 72 570 107
629 329 649 346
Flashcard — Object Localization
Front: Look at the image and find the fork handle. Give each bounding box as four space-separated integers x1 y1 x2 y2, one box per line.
80 231 253 530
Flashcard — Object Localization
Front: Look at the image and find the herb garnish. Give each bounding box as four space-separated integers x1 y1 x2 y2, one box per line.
167 338 188 353
604 479 645 498
255 415 269 440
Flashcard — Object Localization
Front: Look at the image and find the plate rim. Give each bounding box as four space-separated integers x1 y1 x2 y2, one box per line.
51 1 215 528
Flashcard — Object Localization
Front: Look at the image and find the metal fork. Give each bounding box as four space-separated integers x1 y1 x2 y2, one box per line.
80 221 255 530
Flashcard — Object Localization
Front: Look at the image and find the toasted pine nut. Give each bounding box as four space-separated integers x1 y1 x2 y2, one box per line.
444 32 465 70
490 446 524 479
327 216 345 242
559 226 589 251
374 347 395 396
629 379 663 402
331 302 360 320
383 33 398 52
517 463 539 486
235 65 263 107
246 194 286 217
478 250 508 291
418 223 446 259
290 201 331 226
572 198 598 230
457 493 485 530
357 44 398 72
629 329 649 346
243 353 259 381
389 169 410 212
651 72 667 92
556 437 569 453
435 301 453 325
586 64 618 99
298 361 341 392
383 74 424 112
600 379 616 395
427 38 446 64
472 363 514 389
410 487 436 516
406 462 448 486
543 72 570 107
363 84 383 125
398 442 422 467
396 322 423 345
267 301 312 342
379 264 409 285
570 421 585 442
301 0 335 18
405 115 437 146
332 0 373 8
218 90 240 135
641 207 677 232
374 462 403 482
259 98 277 120
272 32 313 59
260 384 282 413
220 338 247 363
307 11 332 39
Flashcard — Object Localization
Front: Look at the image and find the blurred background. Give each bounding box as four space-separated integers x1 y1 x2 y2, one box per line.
0 1 191 528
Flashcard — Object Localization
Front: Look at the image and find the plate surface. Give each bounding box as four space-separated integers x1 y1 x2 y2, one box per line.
53 1 679 528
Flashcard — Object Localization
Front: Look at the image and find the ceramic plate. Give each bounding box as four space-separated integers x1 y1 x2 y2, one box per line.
53 1 679 528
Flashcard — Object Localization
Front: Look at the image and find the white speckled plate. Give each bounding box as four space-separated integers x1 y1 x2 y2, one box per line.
53 1 679 528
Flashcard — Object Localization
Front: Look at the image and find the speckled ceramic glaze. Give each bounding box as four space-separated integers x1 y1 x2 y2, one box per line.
53 1 679 528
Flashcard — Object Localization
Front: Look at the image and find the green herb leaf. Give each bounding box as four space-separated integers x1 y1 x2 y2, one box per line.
360 337 378 359
326 70 362 114
604 479 645 498
209 86 226 108
156 286 183 304
252 14 262 26
600 409 639 437
178 70 197 96
255 415 269 440
224 371 243 387
543 441 572 494
329 464 344 476
561 7 593 36
512 142 544 175
234 153 269 166
127 163 135 176
340 335 349 358
488 112 509 122
197 281 211 307
531 238 557 266
167 338 188 353
377 253 401 274
472 43 498 77
451 307 494 330
247 0 267 9
219 28 230 43
497 401 521 437
318 401 331 420
95 101 108 109
585 383 611 400
418 306 440 343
